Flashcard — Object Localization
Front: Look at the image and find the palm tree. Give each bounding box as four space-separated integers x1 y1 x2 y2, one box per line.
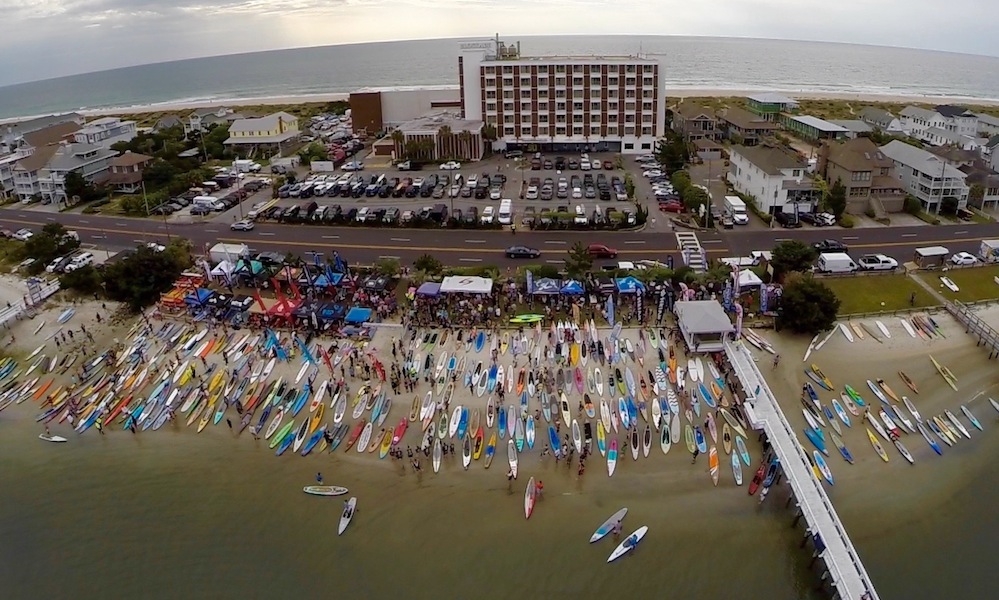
390 130 405 158
437 125 453 161
458 130 473 161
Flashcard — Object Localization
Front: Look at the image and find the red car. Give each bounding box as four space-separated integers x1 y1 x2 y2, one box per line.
587 243 618 259
658 201 683 213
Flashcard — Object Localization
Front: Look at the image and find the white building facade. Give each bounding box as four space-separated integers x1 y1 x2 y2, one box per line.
72 117 137 148
38 143 117 205
726 145 818 214
458 37 666 154
879 140 969 213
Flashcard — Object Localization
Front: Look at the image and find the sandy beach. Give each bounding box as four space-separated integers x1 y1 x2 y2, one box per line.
2 274 998 599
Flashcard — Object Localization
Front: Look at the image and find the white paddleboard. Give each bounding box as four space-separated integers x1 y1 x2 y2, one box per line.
899 319 916 338
607 526 648 562
875 321 891 339
839 323 854 342
590 508 628 543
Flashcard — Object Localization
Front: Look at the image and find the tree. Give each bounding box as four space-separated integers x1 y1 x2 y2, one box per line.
770 240 817 278
142 159 178 188
437 125 453 159
102 240 192 311
23 223 81 273
940 196 960 215
969 184 985 209
390 129 405 155
778 274 840 335
564 241 594 278
827 178 847 218
903 194 921 215
375 257 401 278
59 265 103 296
64 172 103 204
414 254 443 275
624 173 636 199
655 131 689 175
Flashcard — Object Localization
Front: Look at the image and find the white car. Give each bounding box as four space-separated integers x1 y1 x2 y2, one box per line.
571 187 583 199
12 228 33 241
230 219 255 231
951 251 979 265
64 252 94 272
642 170 663 178
489 188 502 200
480 206 495 224
341 161 364 171
439 161 461 170
145 242 167 252
857 254 898 271
355 207 369 222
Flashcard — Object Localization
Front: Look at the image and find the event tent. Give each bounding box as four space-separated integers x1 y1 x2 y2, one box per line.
319 302 346 322
734 269 763 289
532 278 561 295
560 280 584 295
184 288 214 307
417 282 441 297
440 276 493 294
615 276 646 294
345 307 373 324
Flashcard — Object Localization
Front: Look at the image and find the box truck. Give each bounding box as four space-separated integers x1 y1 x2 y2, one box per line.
723 196 749 225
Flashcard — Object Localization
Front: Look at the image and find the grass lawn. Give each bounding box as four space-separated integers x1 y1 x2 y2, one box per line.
918 266 999 303
821 274 936 315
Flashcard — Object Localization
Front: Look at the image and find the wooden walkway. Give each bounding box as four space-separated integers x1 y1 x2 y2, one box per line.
725 339 880 600
946 300 999 358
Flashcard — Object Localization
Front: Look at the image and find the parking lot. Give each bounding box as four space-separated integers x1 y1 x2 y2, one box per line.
237 151 648 230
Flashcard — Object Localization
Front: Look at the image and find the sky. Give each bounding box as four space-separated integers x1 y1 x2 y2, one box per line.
2 0 997 86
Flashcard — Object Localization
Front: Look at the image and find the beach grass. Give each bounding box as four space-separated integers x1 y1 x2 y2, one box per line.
821 274 936 315
917 266 999 303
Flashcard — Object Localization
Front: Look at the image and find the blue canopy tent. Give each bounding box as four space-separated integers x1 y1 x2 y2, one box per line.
319 302 346 322
417 282 441 297
560 280 584 295
344 306 373 324
184 288 214 307
532 278 561 295
615 276 646 294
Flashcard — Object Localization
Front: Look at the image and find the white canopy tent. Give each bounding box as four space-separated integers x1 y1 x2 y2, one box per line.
211 260 236 279
735 269 763 289
440 276 493 294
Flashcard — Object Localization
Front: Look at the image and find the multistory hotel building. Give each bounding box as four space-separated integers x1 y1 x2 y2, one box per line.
458 36 666 154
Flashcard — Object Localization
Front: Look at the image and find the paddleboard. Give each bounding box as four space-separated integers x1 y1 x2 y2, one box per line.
607 526 648 563
590 508 628 543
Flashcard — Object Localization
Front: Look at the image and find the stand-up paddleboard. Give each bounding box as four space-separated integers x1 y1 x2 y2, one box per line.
57 308 75 324
590 508 628 543
39 433 67 443
899 319 917 338
839 323 854 343
338 497 356 535
876 321 891 339
303 486 348 496
524 477 537 519
508 439 518 479
33 320 45 335
607 526 648 563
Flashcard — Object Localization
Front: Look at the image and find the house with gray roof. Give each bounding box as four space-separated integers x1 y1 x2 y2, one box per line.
186 107 238 133
879 139 969 213
37 143 117 205
3 121 82 202
153 115 184 132
816 137 905 214
727 144 819 214
718 107 778 146
859 107 905 135
976 113 999 137
0 112 83 153
958 162 999 210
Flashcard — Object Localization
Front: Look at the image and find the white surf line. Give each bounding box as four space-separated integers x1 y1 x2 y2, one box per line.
259 232 275 236
459 258 483 263
465 239 486 244
623 240 645 245
390 237 410 242
321 235 340 239
901 233 917 237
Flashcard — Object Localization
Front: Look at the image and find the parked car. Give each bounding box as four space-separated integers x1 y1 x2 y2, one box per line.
341 161 364 171
230 219 255 231
439 161 461 170
813 239 849 253
950 251 979 265
12 228 33 241
480 206 495 224
63 252 94 272
774 212 801 228
658 201 683 213
858 254 898 271
505 245 541 259
587 243 618 258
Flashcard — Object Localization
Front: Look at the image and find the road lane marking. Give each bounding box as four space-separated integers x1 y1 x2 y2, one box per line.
459 258 483 262
544 240 567 245
545 259 565 264
465 239 486 243
259 232 275 236
321 235 340 239
390 237 410 242
45 217 55 221
79 219 89 224
133 239 145 244
378 255 401 260
774 238 790 242
700 239 722 244
901 233 917 237
624 240 645 245
954 230 967 235
842 236 859 240
115 222 126 226
205 228 218 233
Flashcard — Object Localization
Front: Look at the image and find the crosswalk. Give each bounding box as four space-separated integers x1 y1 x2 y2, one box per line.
674 231 706 273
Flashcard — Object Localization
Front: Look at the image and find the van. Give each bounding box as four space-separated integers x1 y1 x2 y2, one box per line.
504 150 524 159
498 199 513 225
192 195 222 207
723 196 749 225
816 252 858 274
64 252 94 272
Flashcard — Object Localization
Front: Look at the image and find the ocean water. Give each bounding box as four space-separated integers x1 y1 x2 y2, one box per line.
1 35 999 120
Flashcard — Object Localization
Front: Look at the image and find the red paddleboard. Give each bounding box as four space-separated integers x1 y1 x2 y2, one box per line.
105 394 133 424
345 419 367 451
392 417 408 445
575 368 584 394
748 463 766 496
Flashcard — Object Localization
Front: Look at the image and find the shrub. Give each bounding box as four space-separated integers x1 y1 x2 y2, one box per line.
837 214 855 228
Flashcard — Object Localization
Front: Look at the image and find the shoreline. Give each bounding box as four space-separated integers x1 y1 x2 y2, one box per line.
4 87 999 125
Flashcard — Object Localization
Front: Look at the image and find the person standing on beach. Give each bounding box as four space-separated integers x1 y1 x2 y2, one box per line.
772 354 780 369
691 448 699 464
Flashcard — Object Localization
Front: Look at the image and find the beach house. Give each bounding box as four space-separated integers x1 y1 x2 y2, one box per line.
859 108 905 135
816 137 905 214
107 151 153 194
72 117 138 148
900 105 980 148
726 144 820 215
780 115 849 142
224 111 300 156
879 139 969 213
672 104 719 142
6 122 82 202
745 93 799 122
186 107 237 133
37 142 117 205
718 107 778 146
957 162 999 210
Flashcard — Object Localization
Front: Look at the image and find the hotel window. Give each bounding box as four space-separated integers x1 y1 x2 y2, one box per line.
607 126 618 135
573 102 584 111
573 77 583 86
643 65 654 73
625 77 636 86
556 102 566 111
625 102 636 111
590 114 601 123
504 115 514 124
521 90 531 99
539 102 548 111
503 102 514 111
573 114 583 123
625 91 636 99
643 77 653 86
642 102 653 111
642 90 654 98
538 90 548 100
608 102 618 111
590 77 601 86
556 126 567 135
555 65 566 73
625 115 636 123
573 126 584 135
485 78 495 87
608 90 618 99
484 66 495 74
555 90 566 99
625 126 636 135
521 126 532 136
642 115 652 123
590 102 601 111
625 65 636 73
608 77 618 86
539 115 548 123
573 90 584 99
521 102 531 112
556 116 567 124
538 77 548 87
538 65 548 73
520 78 530 86
504 126 515 135
642 127 653 135
555 77 567 86
608 115 618 123
572 65 583 73
502 66 513 74
485 91 496 99
486 102 496 111
589 126 601 136
503 90 513 99
503 77 513 85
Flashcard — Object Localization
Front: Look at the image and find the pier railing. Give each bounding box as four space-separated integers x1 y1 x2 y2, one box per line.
725 339 880 600
0 280 61 329
946 300 999 359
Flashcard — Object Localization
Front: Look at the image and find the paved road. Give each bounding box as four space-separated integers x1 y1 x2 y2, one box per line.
2 206 997 267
